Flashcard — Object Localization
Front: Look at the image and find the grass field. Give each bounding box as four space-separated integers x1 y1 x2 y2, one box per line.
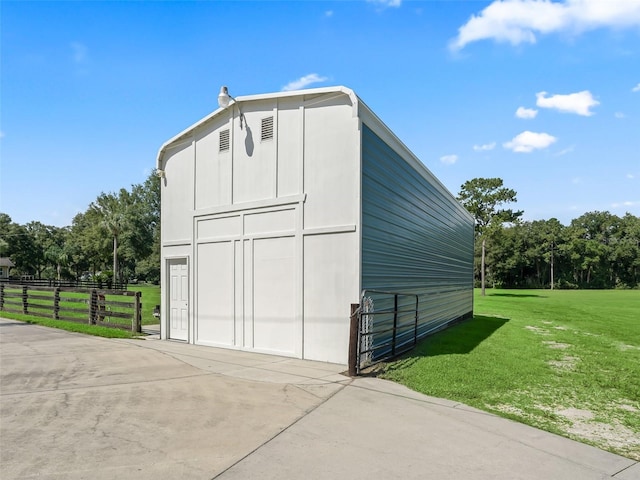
380 289 640 460
129 284 161 326
0 311 135 338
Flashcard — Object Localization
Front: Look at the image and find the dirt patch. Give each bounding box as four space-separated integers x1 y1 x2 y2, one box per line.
493 404 527 417
493 402 640 460
548 356 579 371
556 408 594 420
525 326 549 335
617 403 639 413
555 407 640 458
567 418 639 451
543 341 571 349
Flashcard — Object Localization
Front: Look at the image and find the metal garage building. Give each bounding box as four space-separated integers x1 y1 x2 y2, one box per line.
156 86 474 365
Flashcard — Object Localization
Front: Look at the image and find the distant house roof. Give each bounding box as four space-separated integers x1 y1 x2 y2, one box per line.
0 257 15 267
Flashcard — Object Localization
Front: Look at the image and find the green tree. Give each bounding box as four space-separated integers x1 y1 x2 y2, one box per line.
0 213 38 276
90 192 127 284
131 172 161 283
567 211 618 288
457 178 523 295
45 244 70 281
612 213 640 287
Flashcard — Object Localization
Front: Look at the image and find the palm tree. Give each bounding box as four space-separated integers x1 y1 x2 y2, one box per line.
45 245 69 281
91 192 127 285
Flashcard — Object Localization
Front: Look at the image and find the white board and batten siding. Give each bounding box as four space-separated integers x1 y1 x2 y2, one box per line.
158 89 361 364
157 86 474 365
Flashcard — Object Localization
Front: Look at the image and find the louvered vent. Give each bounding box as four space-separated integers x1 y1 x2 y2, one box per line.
261 116 274 141
219 129 230 152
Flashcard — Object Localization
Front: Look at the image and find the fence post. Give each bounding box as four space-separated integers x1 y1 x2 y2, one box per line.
133 291 142 334
391 294 398 356
0 284 4 310
413 295 419 346
22 285 28 314
53 287 60 320
348 303 360 377
89 289 97 324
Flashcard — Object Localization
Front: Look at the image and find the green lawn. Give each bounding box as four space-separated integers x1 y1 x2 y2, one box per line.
380 289 640 460
129 284 161 325
0 311 134 338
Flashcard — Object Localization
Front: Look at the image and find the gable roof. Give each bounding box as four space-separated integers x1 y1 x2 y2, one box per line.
156 86 358 171
0 257 14 267
154 85 473 223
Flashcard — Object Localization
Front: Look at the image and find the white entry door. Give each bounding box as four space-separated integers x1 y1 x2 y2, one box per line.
168 258 189 341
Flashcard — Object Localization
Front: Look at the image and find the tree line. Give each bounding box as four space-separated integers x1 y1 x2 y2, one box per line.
0 173 160 285
1 175 638 290
458 178 640 290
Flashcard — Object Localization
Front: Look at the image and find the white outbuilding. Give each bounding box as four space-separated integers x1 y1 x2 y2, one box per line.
156 86 474 365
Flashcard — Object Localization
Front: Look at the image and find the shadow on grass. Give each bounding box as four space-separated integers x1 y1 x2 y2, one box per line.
487 293 547 298
371 315 509 375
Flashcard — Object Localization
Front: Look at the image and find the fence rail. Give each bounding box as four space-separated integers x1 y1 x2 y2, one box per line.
0 278 128 291
0 283 141 333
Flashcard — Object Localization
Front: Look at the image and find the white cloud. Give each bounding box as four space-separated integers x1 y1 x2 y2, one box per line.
516 107 538 119
627 174 636 179
503 131 557 153
450 0 640 51
612 200 640 208
325 10 334 18
536 90 599 116
440 154 458 165
615 112 626 119
555 146 574 156
0 130 5 139
282 73 329 91
571 177 582 184
633 83 640 92
473 142 496 151
367 0 402 8
70 42 88 64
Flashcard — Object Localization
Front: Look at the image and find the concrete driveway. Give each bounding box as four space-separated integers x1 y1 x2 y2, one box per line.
1 318 638 480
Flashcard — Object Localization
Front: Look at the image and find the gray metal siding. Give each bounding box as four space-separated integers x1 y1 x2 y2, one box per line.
361 124 474 356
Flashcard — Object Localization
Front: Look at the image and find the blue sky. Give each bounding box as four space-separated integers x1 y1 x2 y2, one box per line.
2 0 639 227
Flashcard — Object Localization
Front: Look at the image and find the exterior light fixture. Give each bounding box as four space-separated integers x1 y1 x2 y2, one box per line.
156 169 166 178
218 86 232 108
217 85 245 129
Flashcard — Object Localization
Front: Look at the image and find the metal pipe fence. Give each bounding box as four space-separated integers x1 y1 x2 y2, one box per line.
349 289 419 375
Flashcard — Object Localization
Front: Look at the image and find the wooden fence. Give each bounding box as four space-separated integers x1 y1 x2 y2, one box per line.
0 284 141 333
0 278 128 291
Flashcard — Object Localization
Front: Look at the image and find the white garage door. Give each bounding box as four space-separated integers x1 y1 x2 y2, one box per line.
252 237 296 355
197 242 235 347
195 208 299 357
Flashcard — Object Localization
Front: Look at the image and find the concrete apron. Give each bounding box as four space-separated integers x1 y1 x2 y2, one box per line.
0 319 347 480
1 319 637 480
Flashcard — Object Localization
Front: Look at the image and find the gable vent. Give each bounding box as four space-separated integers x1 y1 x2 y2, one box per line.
261 116 274 141
219 129 230 152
